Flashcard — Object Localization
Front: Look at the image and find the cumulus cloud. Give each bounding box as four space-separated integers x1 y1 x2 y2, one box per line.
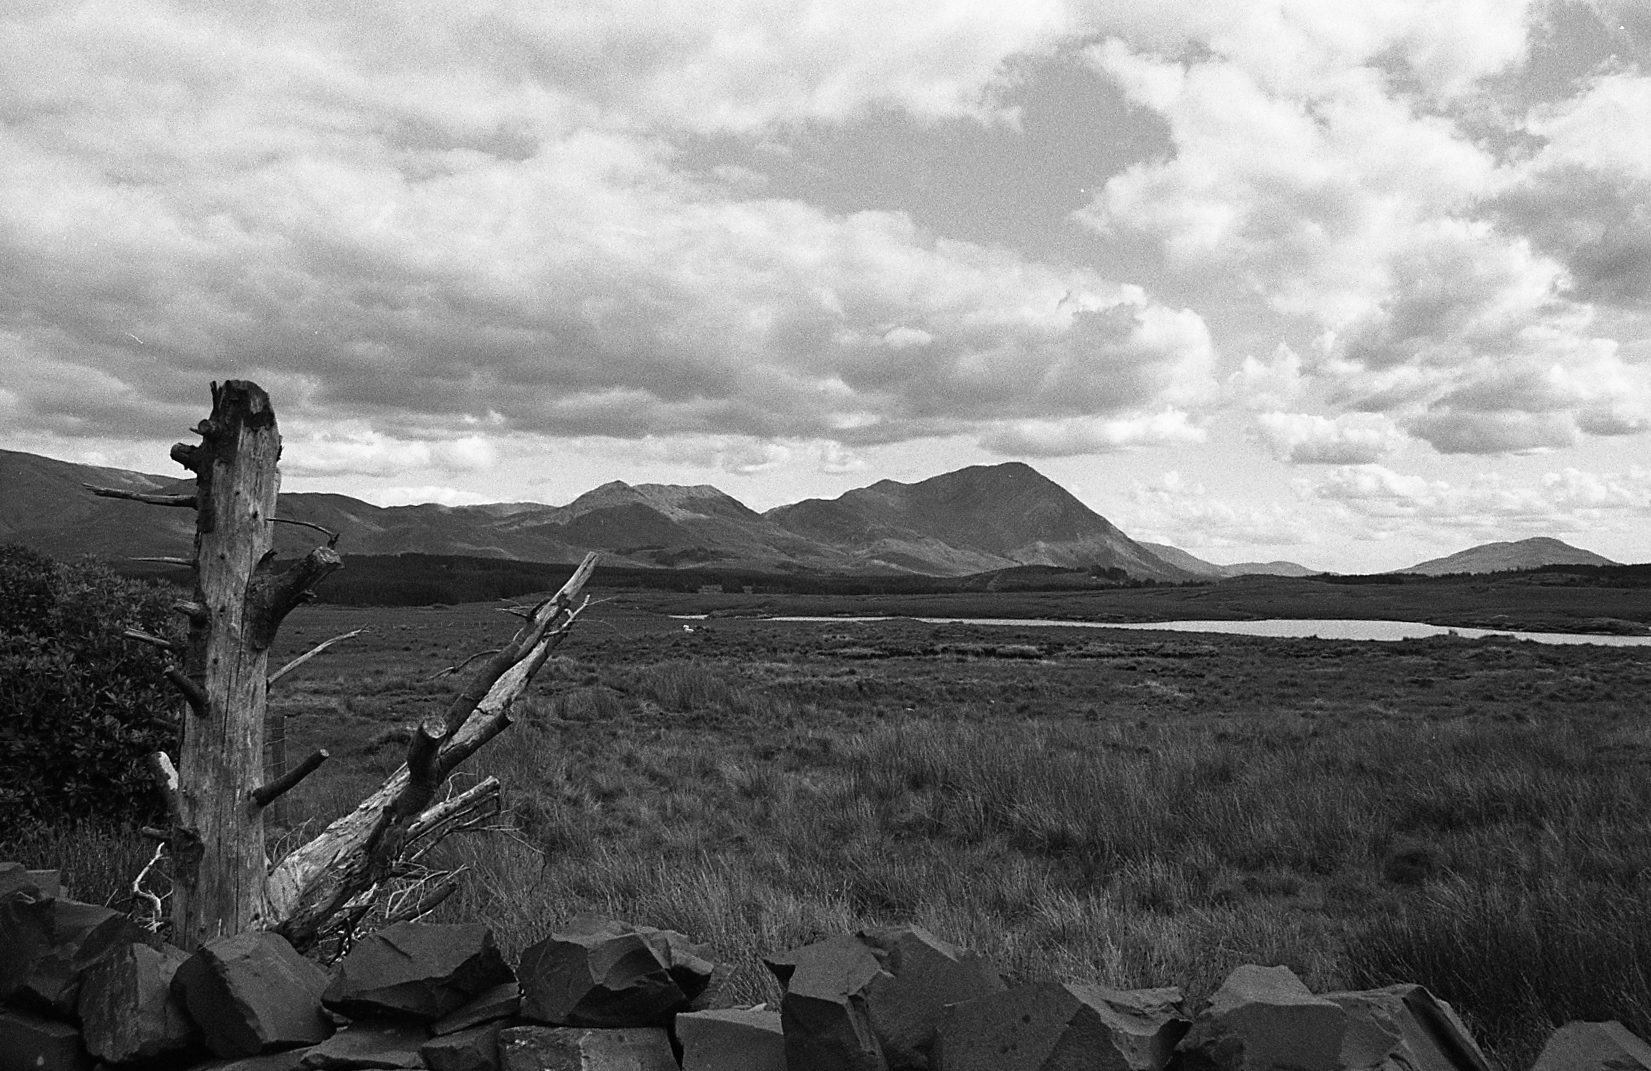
1254 411 1406 463
1126 470 1317 549
280 431 499 478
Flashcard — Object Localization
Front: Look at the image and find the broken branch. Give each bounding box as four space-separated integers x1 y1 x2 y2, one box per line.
423 648 502 682
247 546 344 649
269 629 364 687
85 484 197 509
273 516 339 546
164 667 207 717
132 557 195 568
123 627 180 653
252 749 330 808
148 752 183 828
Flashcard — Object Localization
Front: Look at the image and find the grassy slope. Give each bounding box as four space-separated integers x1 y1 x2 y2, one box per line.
9 591 1651 1068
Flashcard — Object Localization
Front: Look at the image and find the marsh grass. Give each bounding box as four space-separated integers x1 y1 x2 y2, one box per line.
11 599 1651 1069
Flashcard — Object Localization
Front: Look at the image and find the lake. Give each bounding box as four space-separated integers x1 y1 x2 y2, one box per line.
753 616 1651 647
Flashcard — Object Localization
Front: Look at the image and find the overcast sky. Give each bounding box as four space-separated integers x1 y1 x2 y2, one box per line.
4 1 1649 571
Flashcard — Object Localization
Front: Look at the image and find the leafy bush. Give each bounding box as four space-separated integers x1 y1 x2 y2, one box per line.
0 544 182 826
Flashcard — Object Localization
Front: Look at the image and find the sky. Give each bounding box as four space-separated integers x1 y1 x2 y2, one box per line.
3 1 1650 573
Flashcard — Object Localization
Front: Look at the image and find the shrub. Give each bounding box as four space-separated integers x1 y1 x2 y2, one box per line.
0 544 182 827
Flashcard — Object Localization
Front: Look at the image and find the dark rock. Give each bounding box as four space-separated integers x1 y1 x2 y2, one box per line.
765 925 1006 1071
195 1050 316 1071
676 1006 786 1071
0 1005 91 1071
933 981 1187 1071
323 922 514 1023
76 939 201 1064
1324 983 1493 1071
421 1021 504 1071
171 930 333 1057
497 1025 677 1070
1530 1020 1651 1071
1173 964 1345 1071
0 891 148 1018
432 980 520 1036
517 916 717 1027
0 863 61 899
299 1020 428 1068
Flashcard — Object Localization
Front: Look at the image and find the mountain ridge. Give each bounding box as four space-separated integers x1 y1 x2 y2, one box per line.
1398 536 1617 576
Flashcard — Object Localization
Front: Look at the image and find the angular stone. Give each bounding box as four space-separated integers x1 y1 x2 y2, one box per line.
1324 983 1493 1071
766 933 889 1071
766 926 1006 1071
0 1006 91 1071
196 1050 317 1071
1530 1020 1651 1071
860 925 1007 1068
517 916 717 1028
171 930 334 1057
0 862 61 899
1174 964 1345 1071
324 922 514 1022
299 1019 428 1068
0 891 148 1018
933 981 1187 1071
497 1025 677 1070
421 1021 505 1071
433 980 520 1036
676 1007 786 1071
76 939 201 1064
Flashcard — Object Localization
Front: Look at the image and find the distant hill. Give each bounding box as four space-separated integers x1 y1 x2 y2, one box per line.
1400 537 1617 576
1140 541 1316 579
768 463 1193 581
0 450 1192 581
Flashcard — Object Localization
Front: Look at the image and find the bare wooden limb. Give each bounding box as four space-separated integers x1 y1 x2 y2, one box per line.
264 552 598 949
164 667 208 718
139 826 170 842
131 841 168 934
124 627 181 653
273 516 339 546
148 752 183 828
85 483 197 508
393 718 447 824
423 648 502 682
404 778 501 863
133 557 195 568
495 606 534 619
247 545 344 649
380 870 462 926
269 629 364 687
252 749 329 808
172 600 207 624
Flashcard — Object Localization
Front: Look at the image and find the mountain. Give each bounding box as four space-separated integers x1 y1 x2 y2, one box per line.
0 450 1192 580
1140 541 1316 578
1400 537 1617 576
767 463 1193 581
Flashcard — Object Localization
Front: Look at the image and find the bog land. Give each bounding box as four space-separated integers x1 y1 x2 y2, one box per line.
9 580 1651 1069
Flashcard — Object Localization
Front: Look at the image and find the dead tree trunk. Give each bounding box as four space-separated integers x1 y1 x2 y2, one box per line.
90 380 594 950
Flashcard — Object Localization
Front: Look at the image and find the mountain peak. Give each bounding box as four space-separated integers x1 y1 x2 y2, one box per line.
1402 536 1616 576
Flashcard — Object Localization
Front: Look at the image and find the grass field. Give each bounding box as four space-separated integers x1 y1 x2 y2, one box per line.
9 588 1651 1069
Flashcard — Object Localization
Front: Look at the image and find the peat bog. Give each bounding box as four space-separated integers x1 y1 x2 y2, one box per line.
10 586 1651 1069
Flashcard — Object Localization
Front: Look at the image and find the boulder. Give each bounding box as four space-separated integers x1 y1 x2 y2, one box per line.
517 916 717 1028
1323 984 1492 1071
676 1006 786 1071
323 922 514 1022
764 925 1006 1071
933 981 1188 1071
171 930 333 1057
0 891 148 1018
0 1005 90 1071
497 1025 678 1071
0 863 61 899
1173 964 1346 1071
195 1050 317 1071
76 939 201 1064
1530 1020 1651 1071
421 1021 505 1071
433 980 520 1035
299 1020 428 1069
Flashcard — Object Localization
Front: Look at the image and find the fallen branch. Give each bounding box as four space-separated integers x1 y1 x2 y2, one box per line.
85 484 197 509
132 557 195 568
269 629 364 687
404 778 502 864
423 648 502 682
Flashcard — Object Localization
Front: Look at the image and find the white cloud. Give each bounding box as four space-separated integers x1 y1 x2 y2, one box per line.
1228 345 1305 410
364 485 493 508
1126 469 1317 549
1255 411 1406 464
281 430 499 478
980 409 1206 456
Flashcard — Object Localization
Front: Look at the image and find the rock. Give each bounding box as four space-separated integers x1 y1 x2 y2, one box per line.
76 939 201 1064
517 916 717 1027
1530 1020 1651 1071
676 1006 786 1071
764 925 1006 1071
933 981 1188 1071
324 922 514 1022
0 863 61 899
0 891 148 1018
0 1005 91 1071
421 1021 505 1071
1173 964 1346 1071
497 1025 678 1070
300 1020 428 1068
1324 983 1493 1071
433 980 520 1035
171 930 334 1057
195 1050 317 1071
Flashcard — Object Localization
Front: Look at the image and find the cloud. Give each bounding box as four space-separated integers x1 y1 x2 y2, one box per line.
1254 411 1406 463
1303 462 1651 538
364 486 493 508
980 408 1206 456
280 431 498 478
1126 469 1317 549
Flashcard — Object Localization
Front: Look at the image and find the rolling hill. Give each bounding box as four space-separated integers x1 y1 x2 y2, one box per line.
1140 541 1317 578
1400 537 1617 576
